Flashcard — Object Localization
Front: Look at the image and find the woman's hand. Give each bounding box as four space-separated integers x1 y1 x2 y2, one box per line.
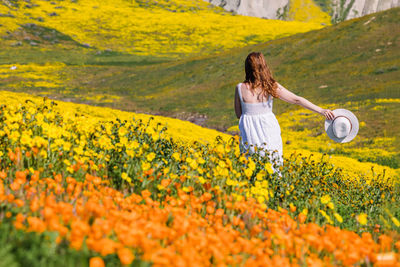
321 109 335 120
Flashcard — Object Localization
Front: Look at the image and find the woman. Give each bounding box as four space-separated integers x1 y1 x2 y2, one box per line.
234 52 335 168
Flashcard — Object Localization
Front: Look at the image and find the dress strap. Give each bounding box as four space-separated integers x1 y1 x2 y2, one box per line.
237 83 244 103
267 93 273 108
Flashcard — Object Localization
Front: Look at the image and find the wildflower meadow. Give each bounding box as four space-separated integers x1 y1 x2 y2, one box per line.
0 91 399 266
0 0 399 266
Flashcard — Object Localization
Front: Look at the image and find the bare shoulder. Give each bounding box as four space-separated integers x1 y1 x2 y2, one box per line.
236 82 244 89
275 82 290 96
276 82 286 90
235 82 246 94
239 82 249 92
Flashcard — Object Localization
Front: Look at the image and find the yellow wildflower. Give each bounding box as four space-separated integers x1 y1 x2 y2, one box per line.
319 209 333 224
301 208 308 216
244 168 253 178
146 152 156 162
357 213 368 225
142 162 151 171
391 216 400 227
320 194 331 204
334 213 343 223
248 159 256 171
172 152 180 161
157 184 165 190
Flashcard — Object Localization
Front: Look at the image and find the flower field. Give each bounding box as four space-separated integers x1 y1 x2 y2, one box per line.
1 91 399 266
0 0 326 57
288 0 331 24
1 0 399 265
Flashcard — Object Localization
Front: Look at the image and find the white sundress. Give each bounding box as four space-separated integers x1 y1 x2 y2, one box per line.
237 83 283 166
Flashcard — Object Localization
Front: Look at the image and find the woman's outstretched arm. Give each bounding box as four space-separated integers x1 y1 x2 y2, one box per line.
276 83 335 120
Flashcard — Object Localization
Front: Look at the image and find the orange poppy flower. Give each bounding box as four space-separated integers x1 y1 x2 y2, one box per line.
89 257 105 267
118 247 135 265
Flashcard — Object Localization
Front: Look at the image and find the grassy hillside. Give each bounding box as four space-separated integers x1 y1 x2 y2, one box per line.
0 0 324 58
1 7 398 168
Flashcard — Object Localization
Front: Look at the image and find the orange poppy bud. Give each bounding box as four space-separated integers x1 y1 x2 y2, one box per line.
30 199 40 212
14 221 24 230
31 171 40 182
0 171 7 179
14 199 24 207
169 199 177 206
179 193 189 202
202 192 212 202
93 177 102 185
232 216 241 226
15 170 27 183
118 247 135 265
298 213 307 224
66 177 75 184
10 182 21 191
43 207 54 219
251 225 262 236
161 179 170 187
67 184 75 194
8 151 15 162
27 216 46 233
53 173 62 183
215 209 224 217
89 257 105 267
206 206 215 214
32 147 39 155
141 190 151 199
7 194 15 202
144 169 154 176
16 213 25 223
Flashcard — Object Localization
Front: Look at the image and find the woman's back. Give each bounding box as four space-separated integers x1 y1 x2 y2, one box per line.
239 82 270 104
237 83 274 116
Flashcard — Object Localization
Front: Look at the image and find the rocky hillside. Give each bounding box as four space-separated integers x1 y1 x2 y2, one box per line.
207 0 400 23
331 0 400 21
207 0 289 20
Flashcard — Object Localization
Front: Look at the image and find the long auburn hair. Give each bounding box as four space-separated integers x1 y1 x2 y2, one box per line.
244 52 278 98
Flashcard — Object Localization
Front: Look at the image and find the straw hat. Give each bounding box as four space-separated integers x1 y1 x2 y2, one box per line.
325 109 359 143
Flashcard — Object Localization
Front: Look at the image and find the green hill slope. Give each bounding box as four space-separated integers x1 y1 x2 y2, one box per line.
0 0 323 58
1 8 399 168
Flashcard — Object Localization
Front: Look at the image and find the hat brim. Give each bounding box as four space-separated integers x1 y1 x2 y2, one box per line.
325 109 359 143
